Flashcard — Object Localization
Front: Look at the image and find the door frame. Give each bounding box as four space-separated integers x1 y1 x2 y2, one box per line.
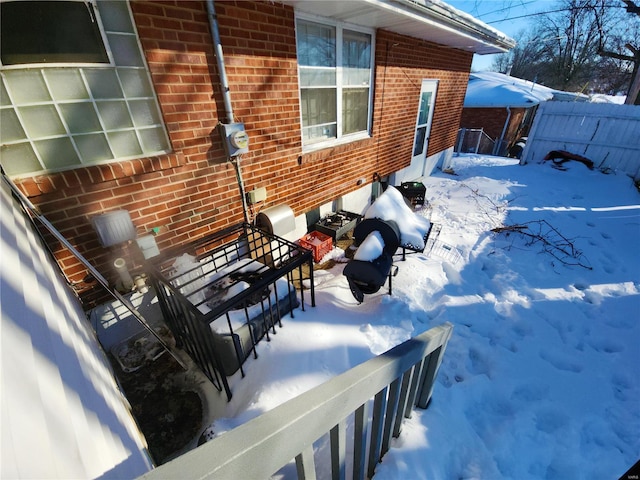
411 79 439 168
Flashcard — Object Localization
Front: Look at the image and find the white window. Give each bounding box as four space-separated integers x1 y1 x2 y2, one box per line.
0 0 170 176
296 17 374 148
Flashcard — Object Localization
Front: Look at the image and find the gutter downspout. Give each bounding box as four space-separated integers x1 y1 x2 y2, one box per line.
206 0 249 223
494 106 511 156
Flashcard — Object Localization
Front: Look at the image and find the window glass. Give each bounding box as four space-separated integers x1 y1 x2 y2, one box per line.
413 126 427 156
4 71 51 103
130 99 162 127
60 103 102 134
0 79 10 106
0 0 171 176
84 69 124 99
108 130 142 157
296 18 373 147
299 69 336 88
139 127 170 152
417 92 433 125
44 70 89 101
107 34 144 67
0 143 42 175
301 89 337 127
342 88 369 134
98 0 134 33
0 1 109 66
74 133 113 162
19 105 66 137
96 101 134 129
1 109 25 142
342 30 371 86
35 137 80 169
118 69 154 98
303 124 337 145
297 22 335 67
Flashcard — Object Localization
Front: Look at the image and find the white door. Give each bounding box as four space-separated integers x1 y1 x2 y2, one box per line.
411 80 438 167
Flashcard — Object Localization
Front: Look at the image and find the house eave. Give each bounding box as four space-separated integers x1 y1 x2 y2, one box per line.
280 0 515 54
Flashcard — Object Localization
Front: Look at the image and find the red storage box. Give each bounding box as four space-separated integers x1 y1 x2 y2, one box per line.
299 231 333 262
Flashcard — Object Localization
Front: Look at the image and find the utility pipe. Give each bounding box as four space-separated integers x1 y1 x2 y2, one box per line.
494 106 511 156
206 0 249 223
206 0 233 124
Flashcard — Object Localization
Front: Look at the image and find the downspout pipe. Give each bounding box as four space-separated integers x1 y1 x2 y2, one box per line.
206 0 249 223
494 106 511 156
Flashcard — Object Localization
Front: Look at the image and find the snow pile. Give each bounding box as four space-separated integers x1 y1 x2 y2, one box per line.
353 230 385 261
206 154 640 479
365 186 432 250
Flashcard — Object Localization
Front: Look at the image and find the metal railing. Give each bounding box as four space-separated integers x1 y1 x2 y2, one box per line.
146 223 315 401
139 322 453 480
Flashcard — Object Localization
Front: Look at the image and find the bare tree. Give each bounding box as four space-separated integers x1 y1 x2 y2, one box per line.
491 0 639 98
492 30 546 79
598 0 640 103
534 0 610 91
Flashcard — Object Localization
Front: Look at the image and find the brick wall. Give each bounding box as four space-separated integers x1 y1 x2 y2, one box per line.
460 107 528 149
13 0 472 307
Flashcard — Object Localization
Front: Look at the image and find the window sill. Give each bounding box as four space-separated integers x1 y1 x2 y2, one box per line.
301 132 372 154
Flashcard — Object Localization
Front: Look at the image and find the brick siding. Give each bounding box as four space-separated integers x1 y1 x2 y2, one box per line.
13 0 472 306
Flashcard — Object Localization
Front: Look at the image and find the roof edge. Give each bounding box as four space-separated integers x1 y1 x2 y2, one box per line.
393 0 516 53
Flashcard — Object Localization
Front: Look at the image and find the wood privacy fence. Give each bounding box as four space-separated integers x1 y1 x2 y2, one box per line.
521 102 640 180
139 322 454 480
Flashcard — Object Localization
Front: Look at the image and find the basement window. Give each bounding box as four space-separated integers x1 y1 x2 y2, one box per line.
295 17 374 149
0 0 170 176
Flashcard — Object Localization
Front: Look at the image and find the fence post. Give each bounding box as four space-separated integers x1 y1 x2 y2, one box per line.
455 128 466 156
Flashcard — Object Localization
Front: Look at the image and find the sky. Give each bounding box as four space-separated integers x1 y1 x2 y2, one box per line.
196 153 640 479
446 0 550 71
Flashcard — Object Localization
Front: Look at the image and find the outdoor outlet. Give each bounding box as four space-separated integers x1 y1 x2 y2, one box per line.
247 187 267 204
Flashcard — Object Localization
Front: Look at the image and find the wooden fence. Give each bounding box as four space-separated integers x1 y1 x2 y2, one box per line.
521 102 640 180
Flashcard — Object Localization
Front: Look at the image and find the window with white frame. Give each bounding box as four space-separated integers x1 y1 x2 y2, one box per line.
296 17 374 147
0 0 170 176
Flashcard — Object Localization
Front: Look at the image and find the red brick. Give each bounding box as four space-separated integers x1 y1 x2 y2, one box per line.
15 0 474 298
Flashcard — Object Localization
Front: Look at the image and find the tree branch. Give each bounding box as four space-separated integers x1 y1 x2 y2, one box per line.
491 220 592 269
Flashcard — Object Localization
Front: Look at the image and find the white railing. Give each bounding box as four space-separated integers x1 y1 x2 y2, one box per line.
139 322 454 480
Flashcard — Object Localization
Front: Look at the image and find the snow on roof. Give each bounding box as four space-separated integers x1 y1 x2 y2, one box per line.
424 0 514 44
464 71 557 108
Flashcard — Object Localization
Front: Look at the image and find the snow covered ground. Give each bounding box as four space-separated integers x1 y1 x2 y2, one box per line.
207 154 640 479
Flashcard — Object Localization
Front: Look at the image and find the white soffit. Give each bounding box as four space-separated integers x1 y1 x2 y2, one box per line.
281 0 515 55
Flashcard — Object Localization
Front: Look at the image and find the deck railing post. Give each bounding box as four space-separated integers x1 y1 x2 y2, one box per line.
138 322 453 480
